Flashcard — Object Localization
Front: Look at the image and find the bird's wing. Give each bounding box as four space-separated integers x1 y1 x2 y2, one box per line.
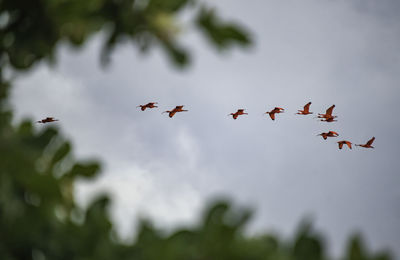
338 142 343 149
366 137 375 146
238 109 244 113
304 102 311 112
329 131 339 136
326 105 335 115
346 141 352 149
176 105 184 109
269 112 275 120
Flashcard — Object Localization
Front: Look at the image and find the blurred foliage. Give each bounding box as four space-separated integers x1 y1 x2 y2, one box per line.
0 0 251 69
0 82 393 259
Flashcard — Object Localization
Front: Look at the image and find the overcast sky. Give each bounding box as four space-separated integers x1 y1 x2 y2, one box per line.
11 0 400 257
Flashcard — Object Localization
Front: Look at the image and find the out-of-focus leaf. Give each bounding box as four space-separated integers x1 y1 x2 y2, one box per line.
345 234 366 260
30 127 58 150
17 120 33 136
162 41 189 67
147 0 190 12
292 219 324 260
69 162 100 179
19 173 61 200
51 142 71 165
196 7 252 49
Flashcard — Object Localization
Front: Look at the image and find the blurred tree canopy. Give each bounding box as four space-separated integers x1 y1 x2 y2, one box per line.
0 0 395 259
0 0 251 70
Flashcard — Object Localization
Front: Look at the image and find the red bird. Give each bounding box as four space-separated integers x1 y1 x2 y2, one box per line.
228 109 248 120
356 137 375 149
318 105 337 122
162 105 188 118
264 107 284 121
337 140 352 150
137 102 158 111
296 102 313 115
37 117 59 124
317 131 339 140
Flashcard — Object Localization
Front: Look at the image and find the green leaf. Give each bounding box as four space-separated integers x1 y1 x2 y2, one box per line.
147 0 190 13
52 142 71 164
69 162 100 179
196 7 252 49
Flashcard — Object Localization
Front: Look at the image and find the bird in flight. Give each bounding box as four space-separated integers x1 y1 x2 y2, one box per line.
317 131 339 140
162 105 188 118
318 105 337 122
356 137 375 149
264 107 284 121
228 109 248 120
296 102 313 115
337 140 352 150
137 102 158 111
37 117 59 124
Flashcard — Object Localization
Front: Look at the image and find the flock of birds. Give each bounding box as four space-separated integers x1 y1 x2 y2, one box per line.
36 101 375 150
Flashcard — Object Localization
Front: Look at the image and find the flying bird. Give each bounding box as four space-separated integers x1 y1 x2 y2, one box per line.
296 102 313 115
337 140 352 150
37 117 59 124
229 109 248 120
162 105 188 118
318 105 337 120
264 107 284 121
356 137 375 149
137 102 158 111
318 131 339 140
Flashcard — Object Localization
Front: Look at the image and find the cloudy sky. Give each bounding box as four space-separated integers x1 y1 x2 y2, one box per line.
11 0 400 257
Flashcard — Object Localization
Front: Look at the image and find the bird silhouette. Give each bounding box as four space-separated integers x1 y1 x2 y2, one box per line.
318 105 337 121
296 102 313 115
137 102 158 111
229 109 248 120
162 105 188 118
37 117 59 124
337 140 352 150
264 107 284 121
317 131 339 140
356 137 375 148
